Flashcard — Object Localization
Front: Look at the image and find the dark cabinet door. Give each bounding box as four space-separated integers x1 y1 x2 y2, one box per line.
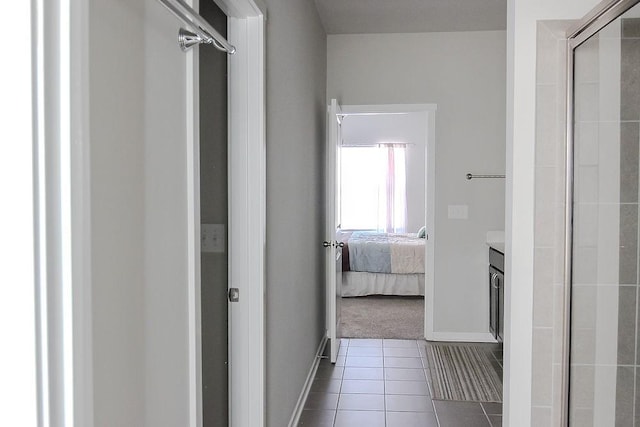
497 271 504 343
489 267 499 339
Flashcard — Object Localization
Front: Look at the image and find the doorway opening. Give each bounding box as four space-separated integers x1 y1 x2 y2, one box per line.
337 112 429 340
199 1 229 426
326 102 437 347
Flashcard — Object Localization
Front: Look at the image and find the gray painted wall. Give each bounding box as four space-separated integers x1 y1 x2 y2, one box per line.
89 0 194 424
88 0 328 424
328 31 506 336
143 0 192 424
89 1 146 425
263 0 328 425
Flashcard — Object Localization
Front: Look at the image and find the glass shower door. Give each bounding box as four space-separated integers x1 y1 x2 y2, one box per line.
570 2 640 424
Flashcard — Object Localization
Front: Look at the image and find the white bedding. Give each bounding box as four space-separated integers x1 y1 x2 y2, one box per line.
389 236 425 273
347 231 425 274
341 271 425 297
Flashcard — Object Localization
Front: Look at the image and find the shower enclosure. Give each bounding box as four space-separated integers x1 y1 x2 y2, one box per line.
567 0 640 424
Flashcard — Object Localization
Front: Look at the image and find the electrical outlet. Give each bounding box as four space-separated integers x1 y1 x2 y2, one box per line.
448 205 469 220
201 224 225 253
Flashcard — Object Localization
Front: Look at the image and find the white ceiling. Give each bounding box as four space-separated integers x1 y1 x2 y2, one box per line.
314 0 507 35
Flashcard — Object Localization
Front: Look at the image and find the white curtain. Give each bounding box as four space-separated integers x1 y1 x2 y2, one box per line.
377 144 407 233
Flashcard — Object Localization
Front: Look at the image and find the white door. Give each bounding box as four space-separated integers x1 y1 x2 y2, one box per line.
326 99 343 363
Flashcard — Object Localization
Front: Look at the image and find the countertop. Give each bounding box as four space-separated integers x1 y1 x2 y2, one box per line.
486 231 505 254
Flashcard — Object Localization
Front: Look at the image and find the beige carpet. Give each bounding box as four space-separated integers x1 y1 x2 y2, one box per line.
340 296 424 339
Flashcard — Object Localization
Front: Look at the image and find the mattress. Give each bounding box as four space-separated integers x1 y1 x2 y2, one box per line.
341 271 425 297
341 231 425 274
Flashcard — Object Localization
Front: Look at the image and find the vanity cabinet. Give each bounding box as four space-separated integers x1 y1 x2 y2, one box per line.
489 247 504 343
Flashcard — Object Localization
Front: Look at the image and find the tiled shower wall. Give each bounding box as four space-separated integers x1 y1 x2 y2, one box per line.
570 19 623 426
618 21 640 427
532 21 571 426
534 17 640 426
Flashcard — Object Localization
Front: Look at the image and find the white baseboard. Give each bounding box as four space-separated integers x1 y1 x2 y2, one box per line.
429 331 498 343
288 335 328 427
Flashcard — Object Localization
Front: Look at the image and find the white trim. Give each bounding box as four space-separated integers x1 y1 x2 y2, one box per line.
341 104 438 115
0 2 38 426
326 99 342 363
185 0 202 422
215 0 266 18
287 336 328 427
33 1 49 423
430 332 498 343
35 0 92 424
424 110 436 342
70 0 93 425
340 103 437 341
227 12 266 427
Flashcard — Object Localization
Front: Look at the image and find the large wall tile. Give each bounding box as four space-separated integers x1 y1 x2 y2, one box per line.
615 366 635 426
618 204 638 285
616 286 637 365
619 122 639 204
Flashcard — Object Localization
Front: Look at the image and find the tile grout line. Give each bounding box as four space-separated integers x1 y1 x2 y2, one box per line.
633 177 640 427
333 338 348 427
382 339 387 427
480 402 492 426
424 341 442 427
309 339 501 426
634 287 638 426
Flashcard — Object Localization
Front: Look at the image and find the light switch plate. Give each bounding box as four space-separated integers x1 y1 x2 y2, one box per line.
448 205 469 220
201 224 225 253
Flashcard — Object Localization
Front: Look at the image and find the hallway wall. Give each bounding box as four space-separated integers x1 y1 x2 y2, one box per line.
328 31 507 337
89 0 194 425
89 1 146 425
262 0 328 425
88 0 328 425
143 1 192 425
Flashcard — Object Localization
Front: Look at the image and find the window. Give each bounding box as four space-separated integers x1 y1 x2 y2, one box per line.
340 144 407 233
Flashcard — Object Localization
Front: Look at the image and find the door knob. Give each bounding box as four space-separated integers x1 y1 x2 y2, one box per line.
228 287 239 302
323 241 332 248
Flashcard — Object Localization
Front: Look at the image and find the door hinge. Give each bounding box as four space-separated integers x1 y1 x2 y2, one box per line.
228 287 239 302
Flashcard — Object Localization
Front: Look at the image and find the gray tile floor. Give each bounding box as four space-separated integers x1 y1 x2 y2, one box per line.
298 339 503 427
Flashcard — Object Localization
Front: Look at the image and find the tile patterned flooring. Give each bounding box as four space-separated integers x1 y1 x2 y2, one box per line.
298 339 503 427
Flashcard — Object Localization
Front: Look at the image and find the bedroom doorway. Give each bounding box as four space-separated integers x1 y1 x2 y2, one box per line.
333 103 437 341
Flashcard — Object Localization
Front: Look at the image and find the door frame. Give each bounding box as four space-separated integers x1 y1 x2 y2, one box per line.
34 0 93 424
338 103 437 339
188 0 266 426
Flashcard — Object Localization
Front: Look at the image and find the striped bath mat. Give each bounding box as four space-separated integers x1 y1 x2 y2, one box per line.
425 345 502 402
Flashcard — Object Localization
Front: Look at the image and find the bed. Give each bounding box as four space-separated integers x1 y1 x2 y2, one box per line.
339 230 426 297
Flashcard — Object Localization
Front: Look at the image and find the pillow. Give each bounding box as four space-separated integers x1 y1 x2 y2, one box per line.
417 226 426 238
